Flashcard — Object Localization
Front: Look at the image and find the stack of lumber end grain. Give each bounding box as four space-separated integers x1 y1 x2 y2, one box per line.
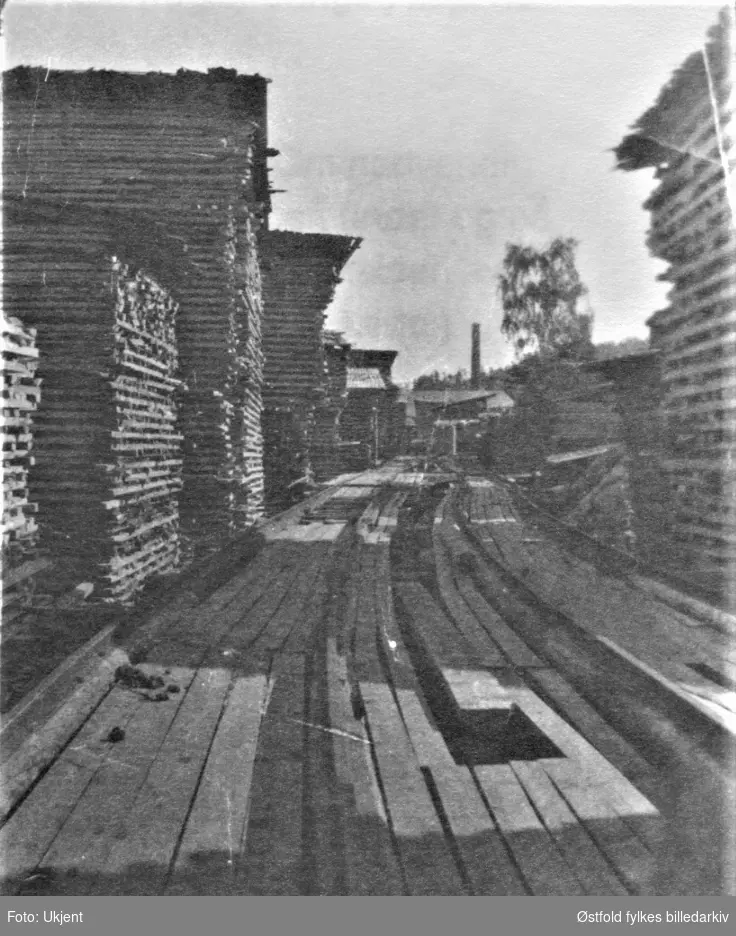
103 262 183 603
2 316 43 622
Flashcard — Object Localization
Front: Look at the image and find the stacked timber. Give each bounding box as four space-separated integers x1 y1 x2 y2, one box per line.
550 382 622 452
586 353 668 563
615 8 735 595
260 231 361 506
178 206 266 554
340 349 401 464
2 317 43 621
104 262 183 602
3 67 270 598
312 331 352 482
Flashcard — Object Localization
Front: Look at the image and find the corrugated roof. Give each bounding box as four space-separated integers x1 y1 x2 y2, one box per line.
485 390 515 409
410 389 497 405
346 367 386 390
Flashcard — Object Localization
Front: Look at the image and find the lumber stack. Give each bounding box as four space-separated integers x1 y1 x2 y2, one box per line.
311 331 352 483
2 317 42 621
615 9 735 594
260 231 361 504
104 262 183 602
3 67 270 598
550 386 622 452
178 208 266 552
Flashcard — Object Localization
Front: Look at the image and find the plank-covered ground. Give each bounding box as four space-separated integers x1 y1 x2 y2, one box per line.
1 461 732 895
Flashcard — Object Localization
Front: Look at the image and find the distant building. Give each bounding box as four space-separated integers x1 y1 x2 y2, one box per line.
402 388 511 431
340 349 400 465
397 387 513 456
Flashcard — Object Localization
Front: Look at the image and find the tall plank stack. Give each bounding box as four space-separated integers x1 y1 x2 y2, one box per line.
260 231 361 509
105 262 183 602
311 330 352 482
3 67 272 600
615 8 735 599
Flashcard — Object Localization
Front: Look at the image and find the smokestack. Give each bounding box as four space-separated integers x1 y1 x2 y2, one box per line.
471 323 481 388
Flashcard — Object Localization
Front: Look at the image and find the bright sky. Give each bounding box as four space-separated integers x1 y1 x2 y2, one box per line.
3 1 721 382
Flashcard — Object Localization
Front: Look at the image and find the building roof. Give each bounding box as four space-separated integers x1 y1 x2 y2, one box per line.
402 388 514 409
484 389 515 410
323 329 351 351
346 367 386 390
409 389 497 405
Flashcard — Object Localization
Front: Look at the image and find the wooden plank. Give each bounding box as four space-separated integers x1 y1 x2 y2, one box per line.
0 648 129 819
241 656 306 894
541 760 656 895
248 551 327 656
524 668 661 808
372 548 418 690
434 537 509 666
359 681 466 895
352 549 381 682
441 668 515 720
440 582 509 669
89 667 231 894
281 563 329 654
512 681 659 820
597 635 736 738
166 674 269 894
14 666 197 896
0 685 144 894
510 760 629 895
301 643 342 896
456 577 544 667
397 689 526 895
394 580 484 668
195 549 307 667
325 640 403 894
473 763 585 895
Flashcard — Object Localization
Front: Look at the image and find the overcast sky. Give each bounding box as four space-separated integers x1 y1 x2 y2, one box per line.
4 1 721 382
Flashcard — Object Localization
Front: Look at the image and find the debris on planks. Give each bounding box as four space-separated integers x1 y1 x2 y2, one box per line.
113 662 181 701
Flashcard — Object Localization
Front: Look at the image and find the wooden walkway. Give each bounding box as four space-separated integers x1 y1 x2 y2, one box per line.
2 461 729 894
460 478 736 734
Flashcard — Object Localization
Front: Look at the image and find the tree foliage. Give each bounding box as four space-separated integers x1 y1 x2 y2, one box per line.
413 368 468 390
499 237 592 360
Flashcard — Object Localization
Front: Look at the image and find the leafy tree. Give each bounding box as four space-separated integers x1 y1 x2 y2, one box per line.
413 368 469 390
499 238 592 360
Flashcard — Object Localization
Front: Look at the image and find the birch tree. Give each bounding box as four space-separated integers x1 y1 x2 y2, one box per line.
499 238 592 360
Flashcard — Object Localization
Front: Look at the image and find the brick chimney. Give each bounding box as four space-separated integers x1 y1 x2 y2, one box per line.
471 323 481 388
